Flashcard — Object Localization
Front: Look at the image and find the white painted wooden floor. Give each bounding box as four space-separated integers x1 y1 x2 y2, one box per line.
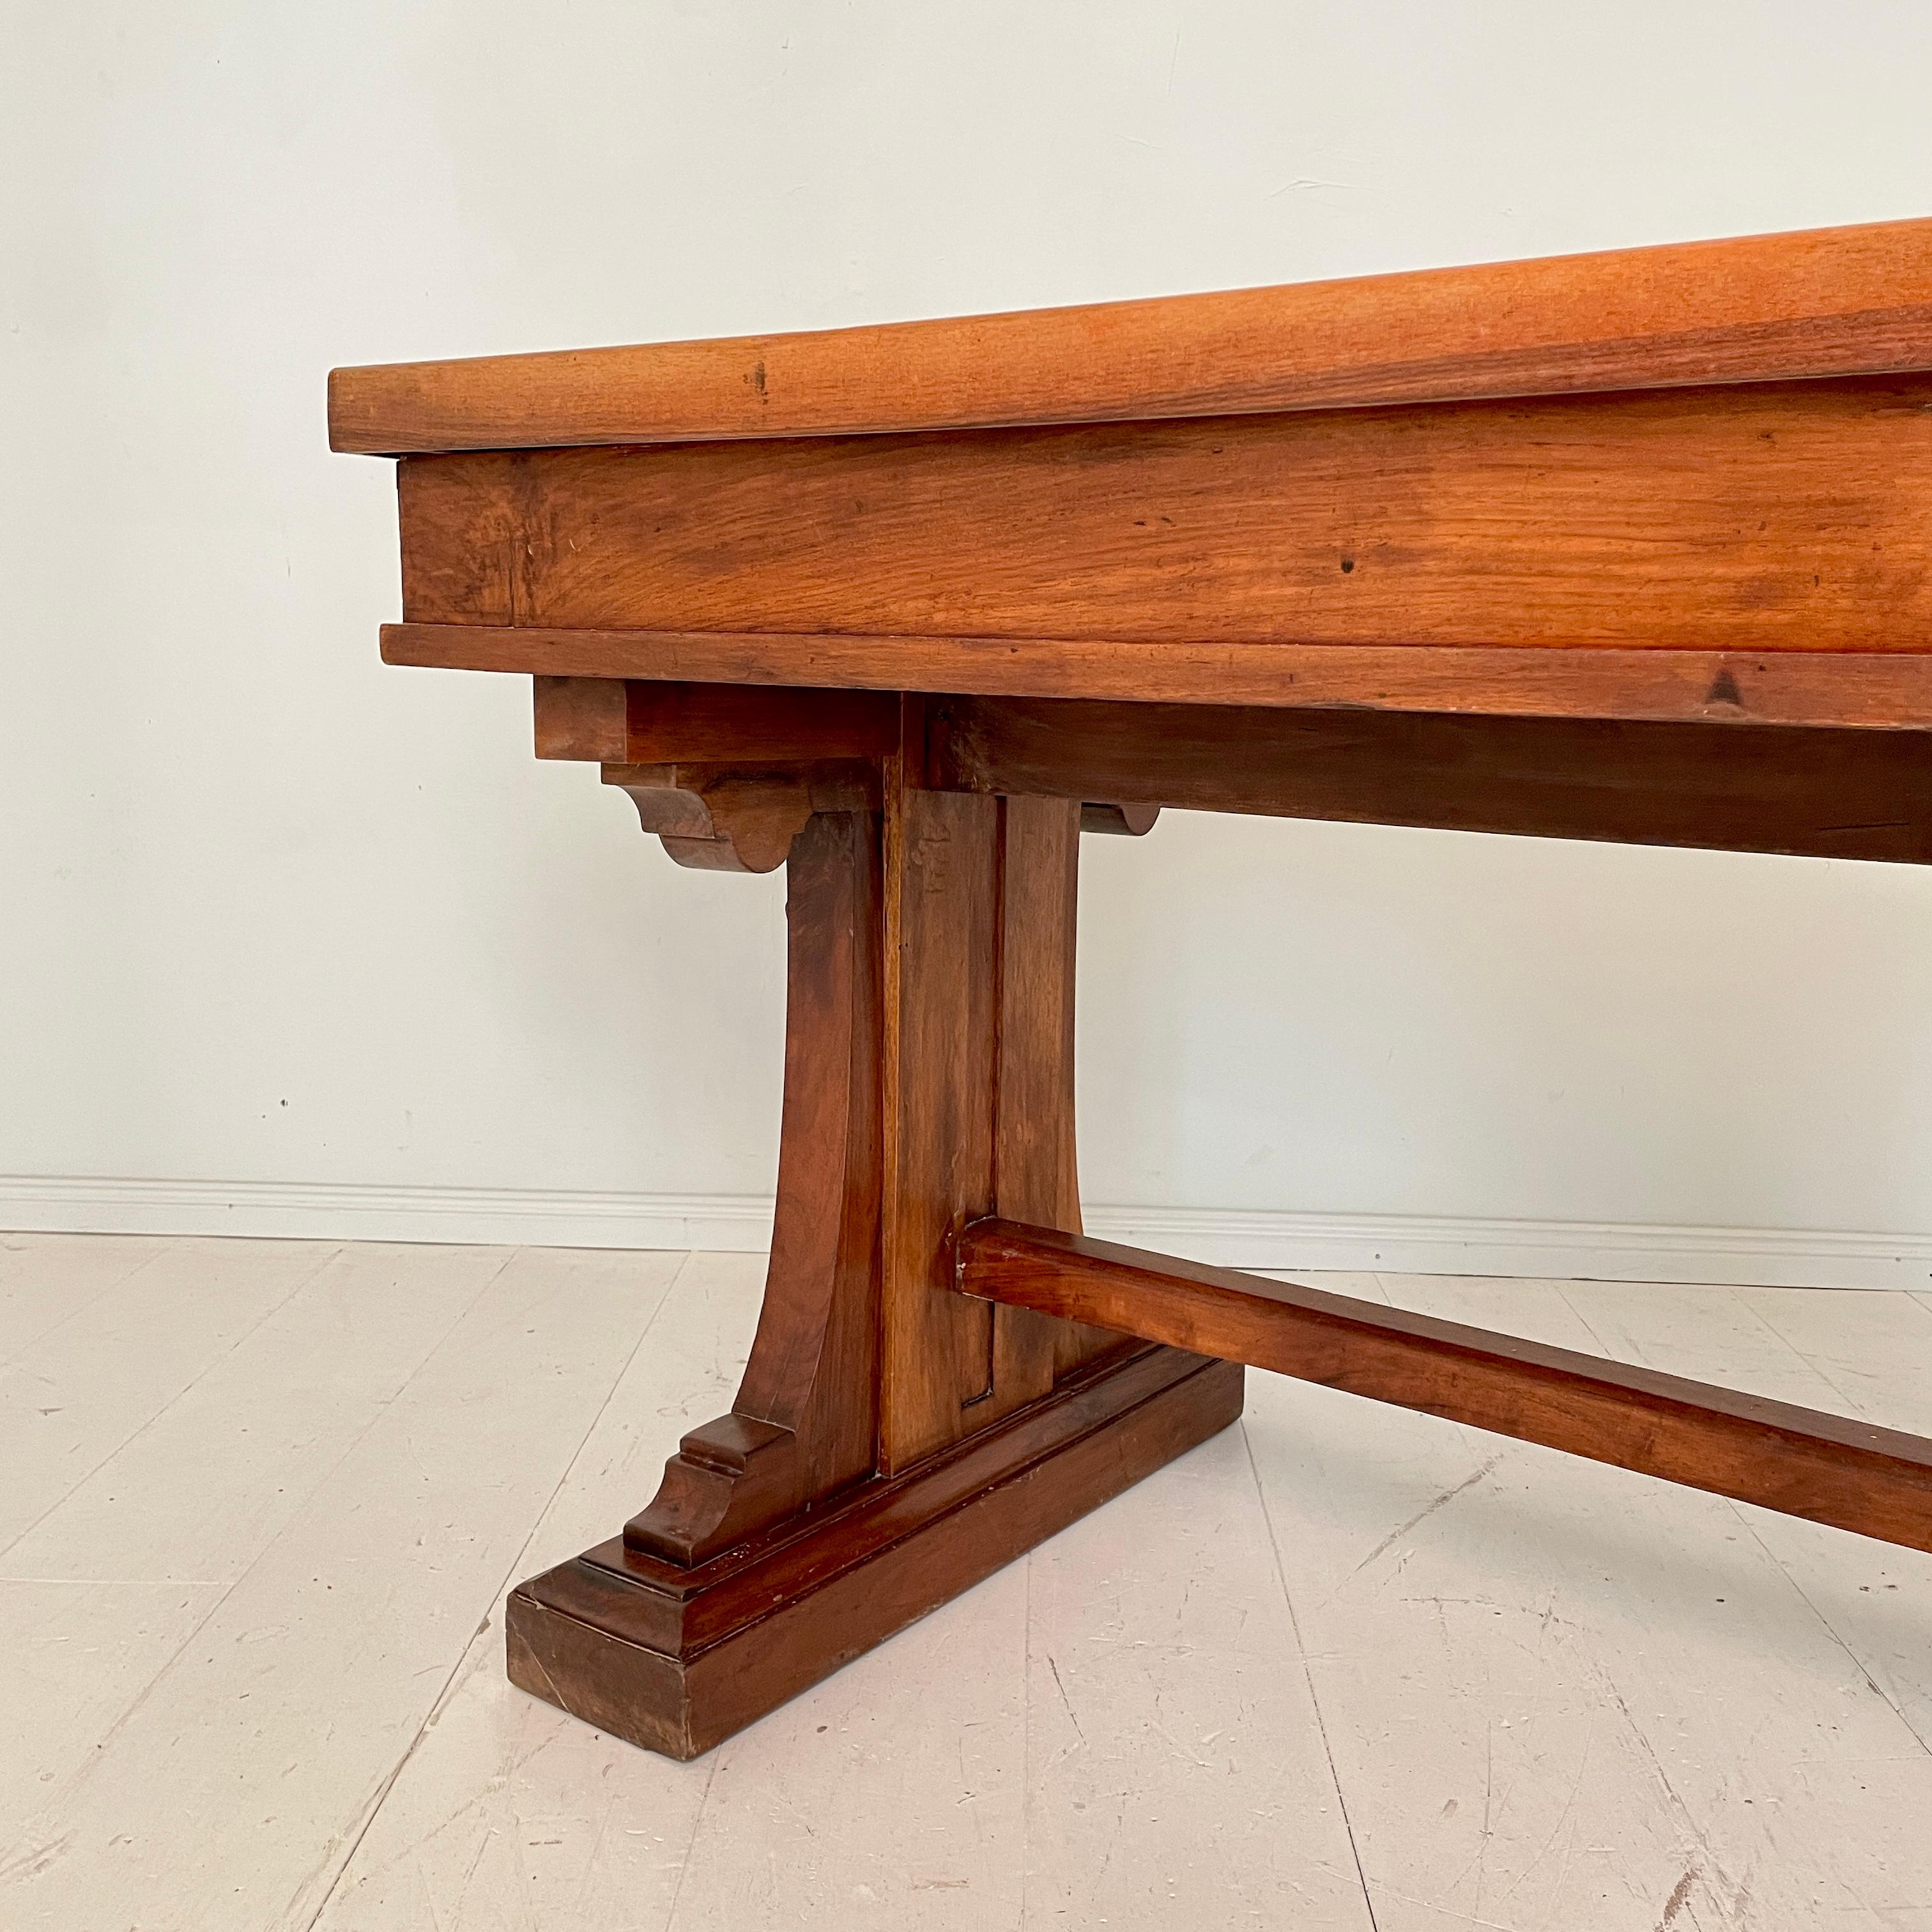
3 1234 1931 1929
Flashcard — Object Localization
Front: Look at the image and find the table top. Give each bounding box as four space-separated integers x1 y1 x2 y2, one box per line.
339 217 1932 735
330 217 1932 457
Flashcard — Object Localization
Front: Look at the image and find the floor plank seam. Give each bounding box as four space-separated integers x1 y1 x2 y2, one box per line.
296 1620 498 1932
1731 1507 1932 1758
22 1569 242 1831
8 1248 526 1859
659 1751 723 1932
0 1243 346 1568
0 1238 171 1369
1019 1551 1034 1932
302 1248 696 1929
1560 1280 1932 1761
1240 1419 1383 1932
485 1245 695 1601
1731 1289 1865 1415
0 1574 235 1588
1 1248 519 1592
1546 1280 1614 1358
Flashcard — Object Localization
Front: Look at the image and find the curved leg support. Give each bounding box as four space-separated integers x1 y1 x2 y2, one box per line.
625 808 882 1561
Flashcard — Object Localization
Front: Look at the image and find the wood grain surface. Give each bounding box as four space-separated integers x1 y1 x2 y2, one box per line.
394 378 1932 652
331 215 1932 453
988 796 1118 1385
410 626 1932 728
930 694 1932 862
958 1219 1932 1556
879 782 1004 1462
510 1347 1243 1759
622 809 883 1563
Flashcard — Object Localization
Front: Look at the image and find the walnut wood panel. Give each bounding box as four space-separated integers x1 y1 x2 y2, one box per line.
533 688 1171 864
880 781 1002 1460
394 378 1932 654
535 677 899 767
332 215 1932 453
535 682 1158 860
931 694 1932 864
624 682 898 763
532 675 626 759
599 761 875 873
878 760 1116 1467
408 625 1932 729
624 809 882 1561
960 1220 1932 1556
990 797 1116 1386
1080 802 1161 836
510 1348 1245 1759
514 740 1221 1751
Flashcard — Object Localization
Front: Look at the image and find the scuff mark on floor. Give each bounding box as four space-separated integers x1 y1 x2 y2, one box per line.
1348 1455 1504 1581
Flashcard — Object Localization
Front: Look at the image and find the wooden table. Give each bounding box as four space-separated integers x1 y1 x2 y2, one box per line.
332 217 1932 1761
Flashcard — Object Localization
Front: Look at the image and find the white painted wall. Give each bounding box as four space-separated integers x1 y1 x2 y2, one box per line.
8 3 1932 1274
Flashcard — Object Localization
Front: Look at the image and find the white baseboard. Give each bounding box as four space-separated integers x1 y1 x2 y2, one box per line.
1082 1206 1932 1291
0 1176 774 1257
4 1174 1931 1289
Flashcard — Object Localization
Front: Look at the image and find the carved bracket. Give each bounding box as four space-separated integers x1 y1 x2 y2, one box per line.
603 761 878 873
1080 802 1160 836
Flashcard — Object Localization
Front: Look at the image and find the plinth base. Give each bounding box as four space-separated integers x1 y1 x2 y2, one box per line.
506 1346 1243 1759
